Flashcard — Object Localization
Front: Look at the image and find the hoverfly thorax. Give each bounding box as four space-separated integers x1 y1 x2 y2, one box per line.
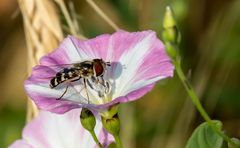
79 62 94 77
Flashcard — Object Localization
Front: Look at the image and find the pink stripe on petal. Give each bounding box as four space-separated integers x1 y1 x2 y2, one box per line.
47 43 72 64
31 65 56 78
25 90 82 114
134 61 174 83
36 97 82 114
42 36 84 65
134 37 174 81
69 35 111 61
137 48 170 74
26 66 56 84
107 30 155 62
115 84 155 103
94 84 155 110
110 31 160 96
40 55 59 66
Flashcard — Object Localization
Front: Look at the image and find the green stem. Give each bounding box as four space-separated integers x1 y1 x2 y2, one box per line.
113 134 123 148
89 130 102 148
174 59 239 147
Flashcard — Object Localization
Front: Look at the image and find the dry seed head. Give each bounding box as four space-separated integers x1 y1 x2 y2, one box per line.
18 0 63 120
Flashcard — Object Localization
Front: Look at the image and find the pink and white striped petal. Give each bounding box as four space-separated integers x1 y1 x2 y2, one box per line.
9 109 113 148
25 30 174 113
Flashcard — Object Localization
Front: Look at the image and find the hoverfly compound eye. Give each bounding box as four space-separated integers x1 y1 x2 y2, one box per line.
94 62 104 77
92 58 109 77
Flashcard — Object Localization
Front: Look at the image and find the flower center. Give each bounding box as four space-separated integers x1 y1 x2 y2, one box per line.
76 77 112 105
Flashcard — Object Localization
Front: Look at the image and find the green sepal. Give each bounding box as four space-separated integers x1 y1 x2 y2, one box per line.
162 26 178 43
102 113 120 136
80 108 96 132
100 104 119 119
165 42 177 59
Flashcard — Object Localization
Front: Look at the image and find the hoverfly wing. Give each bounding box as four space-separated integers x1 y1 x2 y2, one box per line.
51 83 89 104
30 65 57 80
44 63 79 72
32 62 82 80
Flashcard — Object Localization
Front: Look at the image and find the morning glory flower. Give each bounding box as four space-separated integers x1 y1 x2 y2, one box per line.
9 109 113 148
25 30 174 113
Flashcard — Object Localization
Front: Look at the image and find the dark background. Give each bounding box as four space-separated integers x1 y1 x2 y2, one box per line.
0 0 240 147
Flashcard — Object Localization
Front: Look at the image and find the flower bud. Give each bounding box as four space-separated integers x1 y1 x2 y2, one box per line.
163 6 176 29
162 26 179 43
162 6 181 44
165 42 177 59
102 113 120 136
80 108 96 132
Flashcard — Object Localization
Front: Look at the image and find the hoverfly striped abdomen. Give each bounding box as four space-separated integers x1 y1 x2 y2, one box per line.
50 68 79 88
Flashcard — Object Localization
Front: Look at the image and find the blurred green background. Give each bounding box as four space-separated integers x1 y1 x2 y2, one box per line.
0 0 240 147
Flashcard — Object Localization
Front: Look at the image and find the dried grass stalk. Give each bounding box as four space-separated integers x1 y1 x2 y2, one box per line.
86 0 120 31
18 0 63 122
54 0 86 39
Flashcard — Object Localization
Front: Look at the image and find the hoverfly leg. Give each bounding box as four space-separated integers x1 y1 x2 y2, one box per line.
105 81 111 94
83 78 90 104
97 76 111 94
57 85 69 100
86 78 94 89
97 91 104 98
90 76 98 84
97 76 105 86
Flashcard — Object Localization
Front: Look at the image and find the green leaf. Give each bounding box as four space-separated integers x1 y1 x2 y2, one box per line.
186 120 223 148
228 138 240 148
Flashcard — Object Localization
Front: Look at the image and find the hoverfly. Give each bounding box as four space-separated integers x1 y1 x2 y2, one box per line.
49 59 111 103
